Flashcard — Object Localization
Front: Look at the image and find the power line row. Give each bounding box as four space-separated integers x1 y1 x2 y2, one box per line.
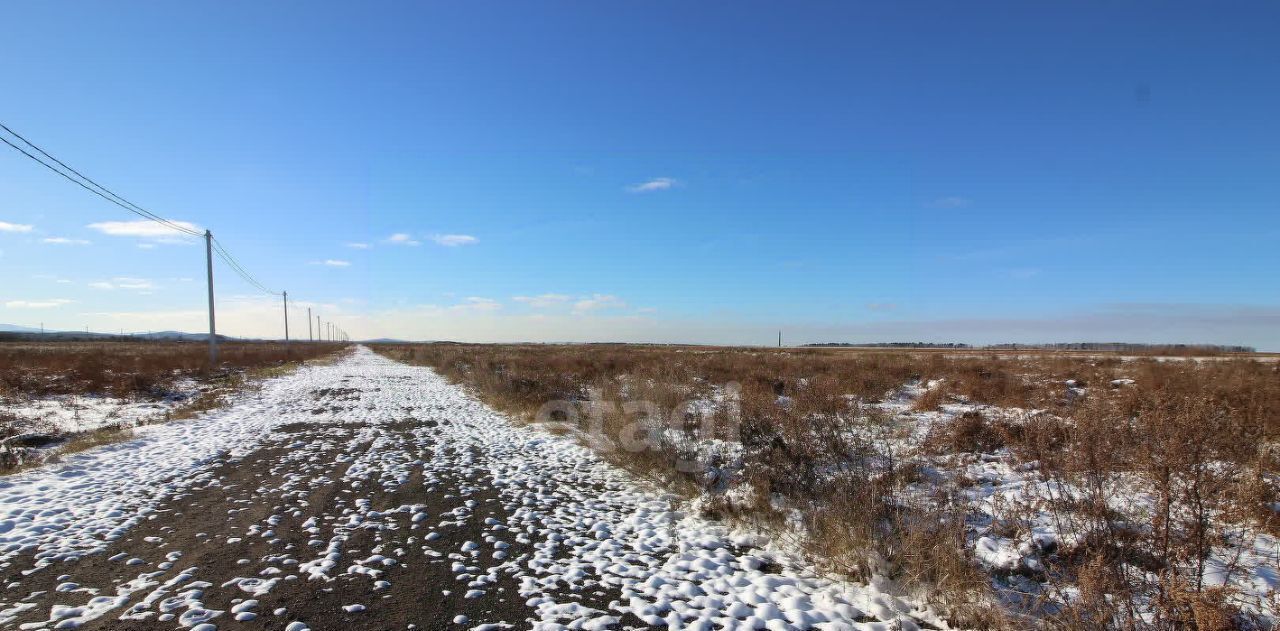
0 122 203 238
0 121 352 353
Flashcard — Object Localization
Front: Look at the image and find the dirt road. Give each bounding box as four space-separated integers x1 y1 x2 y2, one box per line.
0 348 941 630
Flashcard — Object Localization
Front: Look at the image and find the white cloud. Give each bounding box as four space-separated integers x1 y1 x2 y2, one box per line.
431 234 478 247
314 259 351 267
0 221 34 233
454 297 501 312
115 277 155 290
5 299 73 308
345 242 371 249
512 293 571 309
385 233 421 246
573 294 627 313
626 177 678 193
88 277 156 291
927 196 971 209
42 237 91 245
87 219 201 239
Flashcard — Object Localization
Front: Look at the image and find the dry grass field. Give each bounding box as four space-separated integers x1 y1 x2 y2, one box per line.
0 340 347 470
373 343 1280 629
0 340 344 399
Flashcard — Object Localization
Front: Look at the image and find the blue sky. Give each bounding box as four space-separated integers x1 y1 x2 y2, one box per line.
2 1 1278 348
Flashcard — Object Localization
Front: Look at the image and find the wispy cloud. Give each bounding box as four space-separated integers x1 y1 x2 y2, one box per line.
345 242 371 249
5 298 73 308
626 177 678 193
431 234 478 247
42 237 90 245
385 233 421 246
455 297 501 312
512 293 571 308
927 196 971 209
573 294 626 313
312 259 351 267
89 277 157 291
0 221 34 233
87 219 201 239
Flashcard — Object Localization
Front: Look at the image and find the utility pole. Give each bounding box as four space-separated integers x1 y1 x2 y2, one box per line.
778 330 782 348
282 291 290 346
205 230 218 365
308 307 313 341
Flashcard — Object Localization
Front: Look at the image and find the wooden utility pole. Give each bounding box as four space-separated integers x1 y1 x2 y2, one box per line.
205 230 218 364
282 291 290 346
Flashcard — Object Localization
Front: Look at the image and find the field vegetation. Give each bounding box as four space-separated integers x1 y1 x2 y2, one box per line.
373 343 1280 629
1 340 347 470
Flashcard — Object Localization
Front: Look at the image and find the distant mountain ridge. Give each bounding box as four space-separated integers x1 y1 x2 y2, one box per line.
0 325 238 342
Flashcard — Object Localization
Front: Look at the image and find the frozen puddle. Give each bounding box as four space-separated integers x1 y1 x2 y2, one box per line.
0 347 946 630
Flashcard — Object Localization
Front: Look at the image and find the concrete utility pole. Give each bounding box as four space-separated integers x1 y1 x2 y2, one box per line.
308 307 313 341
282 291 290 346
205 230 218 365
778 330 782 348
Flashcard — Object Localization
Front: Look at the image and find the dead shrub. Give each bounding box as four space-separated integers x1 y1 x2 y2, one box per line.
925 410 1009 454
913 382 948 411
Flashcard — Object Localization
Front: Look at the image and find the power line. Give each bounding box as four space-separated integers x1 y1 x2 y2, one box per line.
0 122 202 237
0 119 300 340
0 133 199 238
0 122 308 349
212 237 279 296
0 121 280 296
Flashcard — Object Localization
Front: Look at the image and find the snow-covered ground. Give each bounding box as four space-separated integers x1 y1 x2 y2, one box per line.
681 375 1279 627
1 378 200 436
0 347 945 630
874 383 1279 625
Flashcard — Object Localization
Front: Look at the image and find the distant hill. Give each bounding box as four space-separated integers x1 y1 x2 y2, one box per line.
0 327 239 342
132 331 231 342
0 324 45 334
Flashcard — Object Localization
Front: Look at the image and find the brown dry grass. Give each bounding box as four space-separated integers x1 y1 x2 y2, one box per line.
372 343 1280 629
1 341 349 471
0 340 346 400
